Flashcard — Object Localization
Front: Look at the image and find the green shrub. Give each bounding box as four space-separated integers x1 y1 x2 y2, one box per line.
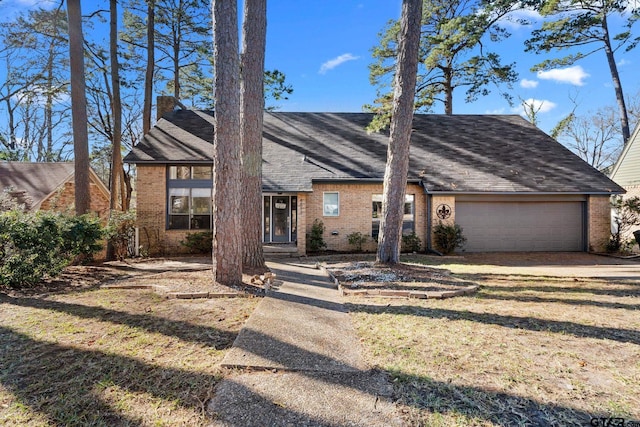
61 214 104 263
0 210 105 288
609 196 640 253
180 231 213 254
433 222 466 255
105 210 137 260
306 219 327 252
347 232 368 252
401 232 422 253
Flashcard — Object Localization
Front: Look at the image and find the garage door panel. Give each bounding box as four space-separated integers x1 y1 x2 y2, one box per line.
456 201 584 252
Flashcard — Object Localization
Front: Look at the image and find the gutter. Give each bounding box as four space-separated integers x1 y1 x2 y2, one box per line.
428 190 624 196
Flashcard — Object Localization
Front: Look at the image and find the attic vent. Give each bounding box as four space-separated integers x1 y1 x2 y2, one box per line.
534 176 545 184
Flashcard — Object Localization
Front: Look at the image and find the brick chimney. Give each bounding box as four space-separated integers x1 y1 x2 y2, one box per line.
156 96 175 121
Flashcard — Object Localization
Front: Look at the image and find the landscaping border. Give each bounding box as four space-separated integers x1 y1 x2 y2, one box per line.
317 262 479 299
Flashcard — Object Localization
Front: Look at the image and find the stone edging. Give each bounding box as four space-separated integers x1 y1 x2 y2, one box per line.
317 263 479 299
100 283 256 299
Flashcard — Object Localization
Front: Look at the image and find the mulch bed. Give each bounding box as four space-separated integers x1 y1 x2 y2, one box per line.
326 261 478 298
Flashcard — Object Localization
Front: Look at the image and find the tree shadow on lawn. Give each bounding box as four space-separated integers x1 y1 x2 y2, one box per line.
458 273 640 297
0 293 237 349
0 313 599 426
0 325 221 426
346 303 640 346
219 329 595 426
476 292 640 311
389 370 593 426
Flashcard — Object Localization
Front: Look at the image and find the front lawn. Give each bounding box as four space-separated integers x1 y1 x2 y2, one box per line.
0 282 258 426
346 257 640 426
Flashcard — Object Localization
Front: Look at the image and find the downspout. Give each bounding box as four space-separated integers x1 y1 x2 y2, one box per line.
424 184 442 255
424 184 432 252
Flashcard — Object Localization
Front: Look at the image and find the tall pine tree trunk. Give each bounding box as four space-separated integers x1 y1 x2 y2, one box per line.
241 0 267 269
67 0 91 215
601 15 630 143
143 0 155 134
376 0 422 265
212 0 242 285
110 0 124 212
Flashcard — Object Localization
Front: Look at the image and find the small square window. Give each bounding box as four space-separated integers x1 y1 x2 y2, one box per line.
323 192 339 216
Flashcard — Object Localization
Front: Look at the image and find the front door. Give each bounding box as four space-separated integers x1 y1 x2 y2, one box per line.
272 196 290 243
263 195 297 243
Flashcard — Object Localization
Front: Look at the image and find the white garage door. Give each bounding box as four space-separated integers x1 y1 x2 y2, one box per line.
455 201 585 252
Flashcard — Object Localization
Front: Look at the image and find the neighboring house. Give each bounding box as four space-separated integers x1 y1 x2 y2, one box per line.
610 125 640 238
0 162 110 219
124 103 623 255
610 125 640 198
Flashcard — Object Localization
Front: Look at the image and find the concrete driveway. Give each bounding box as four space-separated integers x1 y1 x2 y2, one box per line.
424 252 640 280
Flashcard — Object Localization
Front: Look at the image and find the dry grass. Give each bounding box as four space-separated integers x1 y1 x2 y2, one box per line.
344 255 640 426
0 267 259 426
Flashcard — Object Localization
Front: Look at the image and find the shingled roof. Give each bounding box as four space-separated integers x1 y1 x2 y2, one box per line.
124 110 624 194
0 162 75 210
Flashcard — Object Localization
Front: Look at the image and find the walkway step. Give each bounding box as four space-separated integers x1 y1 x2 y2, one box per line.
211 261 402 426
220 262 366 372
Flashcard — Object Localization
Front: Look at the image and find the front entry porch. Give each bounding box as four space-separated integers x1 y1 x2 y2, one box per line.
263 194 298 245
263 243 298 256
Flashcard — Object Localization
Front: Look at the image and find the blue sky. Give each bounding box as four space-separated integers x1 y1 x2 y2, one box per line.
263 1 639 135
2 0 639 137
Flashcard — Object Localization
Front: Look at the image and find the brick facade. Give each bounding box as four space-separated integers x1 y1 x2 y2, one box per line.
304 182 426 252
135 164 202 255
296 193 307 255
135 165 614 255
588 195 612 252
39 175 110 221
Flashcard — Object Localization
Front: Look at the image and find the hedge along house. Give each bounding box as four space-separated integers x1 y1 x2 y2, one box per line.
124 100 624 255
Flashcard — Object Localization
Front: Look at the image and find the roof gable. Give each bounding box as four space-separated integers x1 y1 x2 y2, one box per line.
0 162 75 209
610 124 640 187
125 111 624 195
0 162 110 210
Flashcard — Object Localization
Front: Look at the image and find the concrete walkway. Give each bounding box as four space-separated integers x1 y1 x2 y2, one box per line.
208 261 402 427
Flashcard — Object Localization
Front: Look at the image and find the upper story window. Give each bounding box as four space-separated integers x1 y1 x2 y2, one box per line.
167 165 213 230
323 192 339 216
169 165 212 180
372 194 415 239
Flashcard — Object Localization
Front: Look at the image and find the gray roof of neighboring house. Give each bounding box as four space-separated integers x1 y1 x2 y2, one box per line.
0 162 75 209
124 110 625 194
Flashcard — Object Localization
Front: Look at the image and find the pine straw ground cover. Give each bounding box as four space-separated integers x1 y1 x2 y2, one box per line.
340 255 640 426
0 264 259 426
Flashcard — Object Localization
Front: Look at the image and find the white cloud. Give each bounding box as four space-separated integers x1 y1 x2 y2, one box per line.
617 58 630 67
319 53 360 74
485 108 506 114
12 87 69 106
520 79 539 89
536 66 589 86
497 8 542 29
512 98 557 116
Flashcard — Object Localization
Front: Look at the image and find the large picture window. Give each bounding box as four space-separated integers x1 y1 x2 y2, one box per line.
372 194 415 239
167 165 212 230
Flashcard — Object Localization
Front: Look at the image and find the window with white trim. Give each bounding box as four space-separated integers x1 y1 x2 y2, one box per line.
323 192 339 216
167 165 213 230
